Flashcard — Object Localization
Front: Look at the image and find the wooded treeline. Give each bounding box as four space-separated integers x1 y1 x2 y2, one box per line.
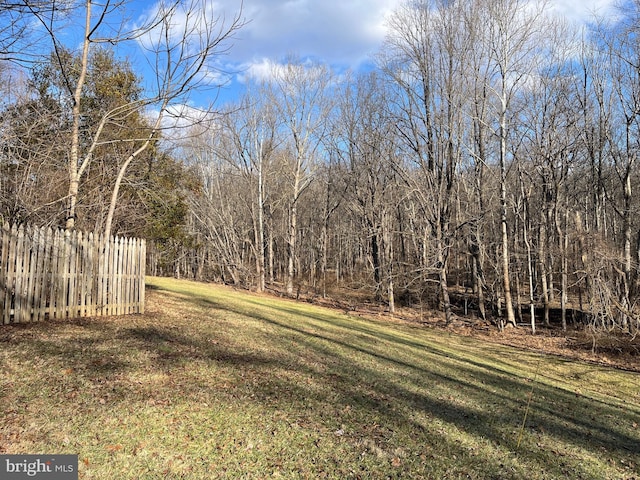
1 0 639 334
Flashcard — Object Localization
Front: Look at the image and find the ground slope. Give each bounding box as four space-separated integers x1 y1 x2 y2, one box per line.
0 276 638 479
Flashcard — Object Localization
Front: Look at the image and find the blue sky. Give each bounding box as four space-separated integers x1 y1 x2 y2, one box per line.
126 0 620 111
138 0 404 107
5 0 617 114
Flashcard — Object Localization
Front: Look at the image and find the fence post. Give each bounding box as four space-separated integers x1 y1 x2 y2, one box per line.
42 227 54 320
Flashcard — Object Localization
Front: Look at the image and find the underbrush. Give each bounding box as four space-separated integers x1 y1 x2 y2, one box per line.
570 329 640 357
289 279 640 370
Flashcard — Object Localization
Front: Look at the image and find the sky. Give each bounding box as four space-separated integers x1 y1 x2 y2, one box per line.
144 0 618 108
9 0 617 113
549 0 618 22
137 0 404 107
210 0 617 67
0 0 621 106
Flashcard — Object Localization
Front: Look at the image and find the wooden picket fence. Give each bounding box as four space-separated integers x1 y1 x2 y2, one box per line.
0 223 145 324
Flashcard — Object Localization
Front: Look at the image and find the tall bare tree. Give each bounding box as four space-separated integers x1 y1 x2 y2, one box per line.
334 72 399 309
597 1 640 331
478 0 549 328
380 0 470 323
218 90 279 291
267 58 334 295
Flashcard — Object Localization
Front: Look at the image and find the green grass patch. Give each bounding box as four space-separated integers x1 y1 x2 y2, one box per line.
1 276 639 479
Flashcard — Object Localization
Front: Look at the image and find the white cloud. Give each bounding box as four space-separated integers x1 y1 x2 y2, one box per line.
548 0 618 23
145 102 219 143
135 0 621 76
236 56 333 86
136 0 223 48
135 0 622 106
236 57 274 84
220 0 618 77
219 0 402 69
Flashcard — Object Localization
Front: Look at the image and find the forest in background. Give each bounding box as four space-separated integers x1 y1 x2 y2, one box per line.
1 0 640 338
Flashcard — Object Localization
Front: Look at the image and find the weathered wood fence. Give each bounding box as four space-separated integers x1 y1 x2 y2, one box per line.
0 223 145 324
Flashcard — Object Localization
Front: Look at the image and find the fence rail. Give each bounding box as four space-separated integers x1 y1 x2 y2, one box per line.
0 223 145 324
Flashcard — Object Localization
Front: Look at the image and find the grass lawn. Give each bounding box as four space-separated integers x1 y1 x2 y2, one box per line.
1 276 639 479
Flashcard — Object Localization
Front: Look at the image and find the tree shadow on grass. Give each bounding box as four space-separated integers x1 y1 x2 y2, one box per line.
206 295 640 478
128 282 640 477
3 284 639 479
162 285 640 446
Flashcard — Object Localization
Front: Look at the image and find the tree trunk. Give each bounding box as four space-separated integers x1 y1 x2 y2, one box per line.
500 179 515 328
521 181 536 334
436 220 452 324
513 209 523 325
66 1 92 230
635 229 640 299
320 221 328 298
499 98 516 328
256 158 266 292
383 212 395 314
371 229 381 300
268 216 274 284
103 115 161 238
286 199 297 295
539 207 551 326
622 154 633 331
470 241 486 321
558 206 568 332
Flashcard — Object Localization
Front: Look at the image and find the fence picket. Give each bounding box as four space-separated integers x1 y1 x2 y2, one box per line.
25 225 38 322
53 228 63 319
0 223 145 325
123 238 130 314
69 231 76 317
98 233 107 316
1 224 11 324
14 226 25 323
42 227 55 319
33 226 46 322
126 237 133 314
88 232 98 317
139 239 146 314
107 235 115 316
77 231 85 317
6 225 18 323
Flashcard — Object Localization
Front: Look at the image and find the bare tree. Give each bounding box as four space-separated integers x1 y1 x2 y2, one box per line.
517 18 581 332
0 80 68 226
266 58 334 295
182 122 247 284
22 0 244 236
333 72 399 309
0 1 66 64
380 0 471 323
217 90 279 291
461 0 495 323
475 0 550 328
596 1 640 331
